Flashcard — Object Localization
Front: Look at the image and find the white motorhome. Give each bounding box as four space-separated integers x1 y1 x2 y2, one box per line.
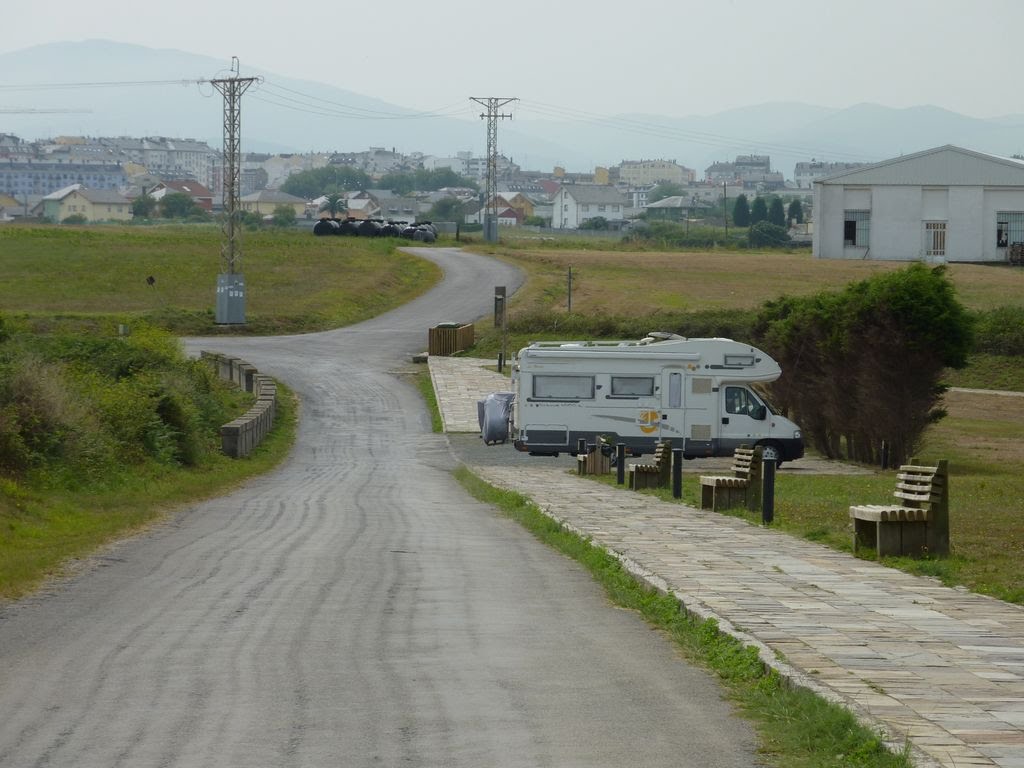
511 332 803 463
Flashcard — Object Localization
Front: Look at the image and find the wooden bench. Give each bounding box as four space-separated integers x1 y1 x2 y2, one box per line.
699 445 763 512
849 459 949 558
627 440 672 490
577 442 612 476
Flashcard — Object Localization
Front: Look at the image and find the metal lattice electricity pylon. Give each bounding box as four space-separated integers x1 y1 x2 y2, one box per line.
211 58 259 324
212 58 258 275
470 97 516 242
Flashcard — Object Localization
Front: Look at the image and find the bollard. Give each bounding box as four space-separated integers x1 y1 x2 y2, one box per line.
616 443 626 485
762 459 776 525
672 448 683 499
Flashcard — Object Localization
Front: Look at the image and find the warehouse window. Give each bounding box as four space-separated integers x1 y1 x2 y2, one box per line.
996 212 1024 248
844 210 870 246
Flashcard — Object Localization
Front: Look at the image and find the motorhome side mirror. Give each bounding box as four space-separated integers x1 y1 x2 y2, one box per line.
752 405 767 421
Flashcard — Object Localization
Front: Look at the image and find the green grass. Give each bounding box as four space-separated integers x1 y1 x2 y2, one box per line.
943 353 1024 391
0 379 298 601
0 224 441 335
455 466 912 768
412 365 443 433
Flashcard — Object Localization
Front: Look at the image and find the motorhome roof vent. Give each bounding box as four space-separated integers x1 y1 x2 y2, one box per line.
640 331 685 344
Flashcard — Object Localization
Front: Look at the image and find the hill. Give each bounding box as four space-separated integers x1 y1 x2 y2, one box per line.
4 40 1024 175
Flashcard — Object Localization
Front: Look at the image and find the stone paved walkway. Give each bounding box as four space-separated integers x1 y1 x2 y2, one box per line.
430 356 1024 768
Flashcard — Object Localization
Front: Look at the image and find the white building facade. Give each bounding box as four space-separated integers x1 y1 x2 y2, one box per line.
814 145 1024 263
551 185 629 229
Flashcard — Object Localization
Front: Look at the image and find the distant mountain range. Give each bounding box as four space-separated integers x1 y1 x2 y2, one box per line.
4 40 1024 178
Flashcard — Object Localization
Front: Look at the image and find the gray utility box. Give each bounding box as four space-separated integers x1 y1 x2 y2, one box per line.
216 273 246 325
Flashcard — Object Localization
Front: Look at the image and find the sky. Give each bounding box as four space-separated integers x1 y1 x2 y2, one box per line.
1 0 1022 123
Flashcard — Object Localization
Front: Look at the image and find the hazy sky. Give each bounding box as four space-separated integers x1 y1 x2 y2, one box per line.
1 0 1020 121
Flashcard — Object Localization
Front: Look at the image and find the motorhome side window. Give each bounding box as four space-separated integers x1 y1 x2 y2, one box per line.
610 376 654 397
533 375 595 400
725 386 759 415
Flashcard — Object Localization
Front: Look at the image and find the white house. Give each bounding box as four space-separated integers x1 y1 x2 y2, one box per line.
814 145 1024 262
551 185 629 229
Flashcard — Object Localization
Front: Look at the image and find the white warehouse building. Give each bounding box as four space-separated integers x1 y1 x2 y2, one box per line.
813 145 1024 262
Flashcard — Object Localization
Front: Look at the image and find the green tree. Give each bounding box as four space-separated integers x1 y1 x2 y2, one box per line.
62 213 88 225
787 199 804 225
754 264 972 465
580 216 609 230
426 196 464 222
159 192 204 220
281 166 371 198
239 211 263 229
648 182 685 204
378 169 478 195
732 194 751 227
132 195 157 219
318 193 347 218
271 205 297 228
768 196 787 228
750 196 768 225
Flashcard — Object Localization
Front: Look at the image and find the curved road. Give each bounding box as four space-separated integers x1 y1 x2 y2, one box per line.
0 248 759 767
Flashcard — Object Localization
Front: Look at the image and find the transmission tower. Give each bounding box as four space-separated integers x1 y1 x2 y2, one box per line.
211 58 259 324
470 97 516 242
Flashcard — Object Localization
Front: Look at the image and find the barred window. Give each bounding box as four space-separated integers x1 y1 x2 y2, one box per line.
996 212 1024 247
844 210 870 246
924 222 946 257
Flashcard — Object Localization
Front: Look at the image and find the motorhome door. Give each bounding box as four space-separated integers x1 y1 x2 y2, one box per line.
654 369 687 448
718 385 770 453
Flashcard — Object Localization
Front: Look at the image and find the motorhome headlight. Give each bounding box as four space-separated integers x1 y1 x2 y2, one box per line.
793 430 802 439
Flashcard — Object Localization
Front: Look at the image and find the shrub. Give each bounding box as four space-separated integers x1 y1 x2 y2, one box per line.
972 306 1024 354
755 264 972 464
0 321 243 487
748 221 791 248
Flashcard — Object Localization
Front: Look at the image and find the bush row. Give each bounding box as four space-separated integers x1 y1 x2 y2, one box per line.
0 316 246 488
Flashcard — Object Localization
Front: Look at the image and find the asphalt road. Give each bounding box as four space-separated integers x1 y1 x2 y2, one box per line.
0 247 760 767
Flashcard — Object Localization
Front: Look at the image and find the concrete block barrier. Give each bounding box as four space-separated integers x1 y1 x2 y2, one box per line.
202 352 278 458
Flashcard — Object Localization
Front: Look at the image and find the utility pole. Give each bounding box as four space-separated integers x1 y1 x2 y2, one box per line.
723 180 728 240
470 97 516 243
211 58 259 324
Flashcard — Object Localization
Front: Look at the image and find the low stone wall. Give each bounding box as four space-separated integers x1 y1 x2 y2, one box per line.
201 351 278 458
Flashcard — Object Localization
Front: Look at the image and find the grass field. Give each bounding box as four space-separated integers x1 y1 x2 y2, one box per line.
468 244 1024 314
0 224 441 334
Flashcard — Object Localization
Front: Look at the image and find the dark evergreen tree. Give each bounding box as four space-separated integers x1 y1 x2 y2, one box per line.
787 199 804 225
750 196 768 224
732 194 751 227
768 196 787 227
